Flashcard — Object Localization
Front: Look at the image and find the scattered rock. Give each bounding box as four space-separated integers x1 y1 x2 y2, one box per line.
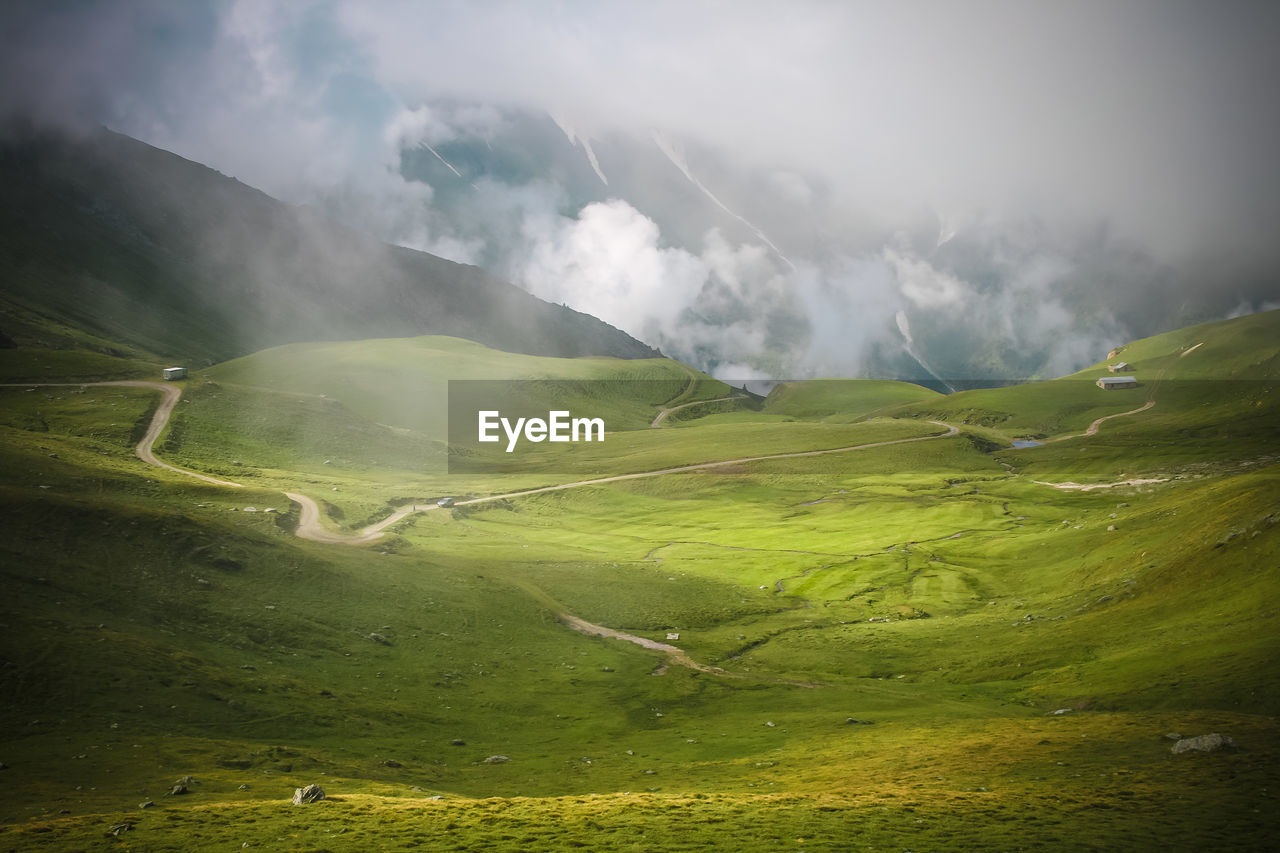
367 632 390 645
383 759 402 768
292 784 326 804
845 718 875 725
167 784 188 796
1171 733 1237 755
1163 732 1183 741
1106 525 1117 532
481 755 510 765
139 800 155 809
1049 709 1072 716
175 775 196 786
108 822 133 837
243 506 258 513
237 784 250 791
450 739 466 747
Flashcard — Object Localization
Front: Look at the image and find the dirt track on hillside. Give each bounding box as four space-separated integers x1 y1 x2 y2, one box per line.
285 491 421 544
289 419 959 541
0 380 981 682
452 421 959 509
113 381 245 487
1041 400 1156 444
650 395 737 427
2 380 243 487
11 377 963 545
559 613 736 676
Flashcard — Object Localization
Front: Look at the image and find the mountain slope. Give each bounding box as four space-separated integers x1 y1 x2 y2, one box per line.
0 122 660 367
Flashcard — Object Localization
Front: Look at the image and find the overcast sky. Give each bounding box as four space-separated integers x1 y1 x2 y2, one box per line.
6 0 1277 254
4 0 1279 377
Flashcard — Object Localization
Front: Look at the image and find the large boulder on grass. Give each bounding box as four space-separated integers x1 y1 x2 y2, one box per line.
292 784 326 804
1171 733 1237 755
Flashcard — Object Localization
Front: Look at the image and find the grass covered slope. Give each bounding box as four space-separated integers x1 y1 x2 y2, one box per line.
1 314 1278 849
202 335 719 436
0 122 659 365
763 378 942 421
890 309 1280 438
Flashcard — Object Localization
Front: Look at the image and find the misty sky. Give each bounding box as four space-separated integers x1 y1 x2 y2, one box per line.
4 0 1279 379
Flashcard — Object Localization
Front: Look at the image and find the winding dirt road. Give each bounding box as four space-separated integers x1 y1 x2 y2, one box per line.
1 380 242 486
116 381 245 487
284 491 421 544
649 395 738 427
1041 400 1156 444
450 421 959 510
17 380 959 545
559 613 735 677
7 379 964 682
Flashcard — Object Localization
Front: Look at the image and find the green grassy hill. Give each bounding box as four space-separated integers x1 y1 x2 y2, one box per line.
0 122 659 371
763 378 942 421
202 335 711 435
1 314 1277 849
890 309 1280 440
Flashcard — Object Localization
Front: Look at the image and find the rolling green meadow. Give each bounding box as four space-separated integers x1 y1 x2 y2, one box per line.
0 312 1277 850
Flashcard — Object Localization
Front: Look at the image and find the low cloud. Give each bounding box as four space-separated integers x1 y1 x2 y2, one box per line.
4 0 1277 380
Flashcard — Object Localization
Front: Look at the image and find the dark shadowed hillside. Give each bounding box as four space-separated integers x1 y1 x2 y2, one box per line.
0 122 660 366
